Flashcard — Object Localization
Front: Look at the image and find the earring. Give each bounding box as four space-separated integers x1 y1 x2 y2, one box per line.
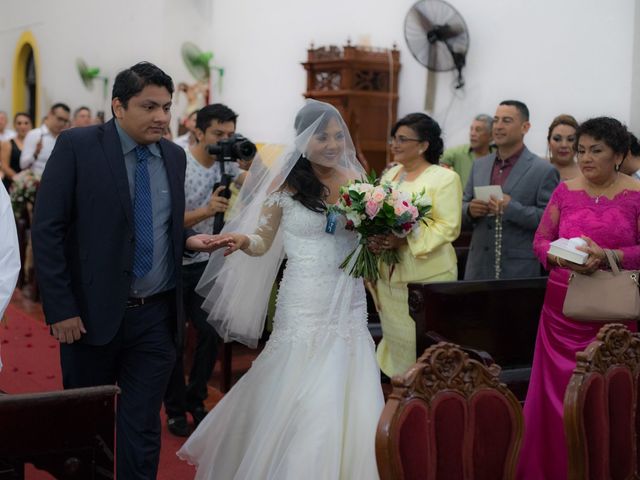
615 163 620 172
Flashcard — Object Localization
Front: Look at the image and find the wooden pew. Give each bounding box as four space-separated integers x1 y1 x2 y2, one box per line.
0 385 119 479
408 277 547 400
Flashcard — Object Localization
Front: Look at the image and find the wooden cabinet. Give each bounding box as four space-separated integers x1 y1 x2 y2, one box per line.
302 42 400 174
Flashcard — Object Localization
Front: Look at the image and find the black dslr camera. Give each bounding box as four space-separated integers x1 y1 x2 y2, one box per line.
207 134 257 233
206 134 257 162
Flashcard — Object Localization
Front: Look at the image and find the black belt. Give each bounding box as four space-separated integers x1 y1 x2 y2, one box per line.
126 289 174 308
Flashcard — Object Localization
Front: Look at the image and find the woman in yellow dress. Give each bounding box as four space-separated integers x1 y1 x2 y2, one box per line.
369 113 462 377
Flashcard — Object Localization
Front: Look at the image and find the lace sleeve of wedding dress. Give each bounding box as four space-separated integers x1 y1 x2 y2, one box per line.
195 191 287 348
533 184 562 270
244 193 284 257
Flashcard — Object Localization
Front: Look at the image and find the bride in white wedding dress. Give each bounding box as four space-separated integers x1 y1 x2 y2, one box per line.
177 100 384 479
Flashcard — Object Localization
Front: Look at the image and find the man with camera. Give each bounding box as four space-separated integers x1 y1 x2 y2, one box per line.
164 103 248 436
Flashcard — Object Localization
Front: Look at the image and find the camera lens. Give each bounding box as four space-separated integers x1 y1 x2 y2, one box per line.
234 139 257 161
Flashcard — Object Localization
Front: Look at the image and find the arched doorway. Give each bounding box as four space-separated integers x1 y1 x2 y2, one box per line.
13 31 40 124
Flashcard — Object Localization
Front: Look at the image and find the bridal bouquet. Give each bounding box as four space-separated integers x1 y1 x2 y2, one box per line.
329 173 431 282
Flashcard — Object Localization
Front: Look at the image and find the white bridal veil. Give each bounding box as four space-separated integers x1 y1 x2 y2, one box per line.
196 99 365 347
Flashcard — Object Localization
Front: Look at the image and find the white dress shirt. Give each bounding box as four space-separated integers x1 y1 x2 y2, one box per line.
0 128 16 142
174 132 192 150
20 124 58 176
0 186 21 371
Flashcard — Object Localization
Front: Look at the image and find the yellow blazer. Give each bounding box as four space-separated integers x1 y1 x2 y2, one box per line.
379 164 462 286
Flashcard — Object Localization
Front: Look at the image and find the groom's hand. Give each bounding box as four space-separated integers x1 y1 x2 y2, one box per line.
51 316 87 344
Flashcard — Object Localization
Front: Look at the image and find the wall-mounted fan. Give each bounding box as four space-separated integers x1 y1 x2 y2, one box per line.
404 0 469 110
181 42 224 93
76 58 109 101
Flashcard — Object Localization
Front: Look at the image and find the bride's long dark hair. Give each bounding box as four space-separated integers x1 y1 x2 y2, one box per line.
284 103 337 213
285 155 329 213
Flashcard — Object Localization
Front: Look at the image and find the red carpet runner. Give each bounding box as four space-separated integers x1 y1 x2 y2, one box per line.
0 304 197 479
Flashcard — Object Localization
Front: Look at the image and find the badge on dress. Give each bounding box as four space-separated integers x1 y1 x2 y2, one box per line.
325 211 337 234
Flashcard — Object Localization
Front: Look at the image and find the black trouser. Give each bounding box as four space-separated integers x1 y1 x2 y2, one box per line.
164 261 219 418
60 298 176 480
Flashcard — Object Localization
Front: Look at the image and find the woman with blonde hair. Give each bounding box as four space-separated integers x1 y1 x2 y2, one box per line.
547 114 579 180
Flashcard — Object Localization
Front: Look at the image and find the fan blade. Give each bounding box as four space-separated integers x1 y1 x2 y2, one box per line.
413 5 434 32
444 23 469 53
76 58 95 90
436 40 456 71
181 42 211 81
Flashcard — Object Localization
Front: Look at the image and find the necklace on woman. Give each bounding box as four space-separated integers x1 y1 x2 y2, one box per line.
588 173 618 204
396 163 429 186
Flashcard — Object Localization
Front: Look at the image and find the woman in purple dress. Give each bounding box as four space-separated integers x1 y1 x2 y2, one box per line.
517 117 640 479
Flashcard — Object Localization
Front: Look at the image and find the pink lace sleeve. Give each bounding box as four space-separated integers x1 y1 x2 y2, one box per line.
533 185 563 270
619 207 640 269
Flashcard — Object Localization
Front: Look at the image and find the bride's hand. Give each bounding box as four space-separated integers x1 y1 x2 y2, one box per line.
186 233 232 252
219 233 250 256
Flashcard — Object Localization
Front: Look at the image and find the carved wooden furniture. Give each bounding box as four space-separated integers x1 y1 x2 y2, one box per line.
302 42 401 174
563 323 640 480
376 342 523 480
0 385 119 479
408 277 547 401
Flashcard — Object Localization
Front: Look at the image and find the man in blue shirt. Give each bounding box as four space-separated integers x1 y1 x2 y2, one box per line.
32 62 223 479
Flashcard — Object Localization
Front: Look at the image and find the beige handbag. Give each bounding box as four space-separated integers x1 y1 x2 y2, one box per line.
563 249 640 322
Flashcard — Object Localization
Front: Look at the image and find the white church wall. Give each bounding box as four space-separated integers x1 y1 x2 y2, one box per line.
0 0 635 156
208 0 635 156
0 0 211 132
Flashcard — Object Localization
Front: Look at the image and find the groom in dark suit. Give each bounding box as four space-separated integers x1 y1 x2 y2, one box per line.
32 62 222 479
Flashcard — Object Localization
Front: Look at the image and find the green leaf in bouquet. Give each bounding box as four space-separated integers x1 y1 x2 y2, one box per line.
349 190 364 202
366 169 378 184
382 202 394 216
397 211 412 224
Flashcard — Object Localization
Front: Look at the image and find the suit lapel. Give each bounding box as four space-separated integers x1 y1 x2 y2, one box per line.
101 120 134 227
503 147 534 193
480 153 496 186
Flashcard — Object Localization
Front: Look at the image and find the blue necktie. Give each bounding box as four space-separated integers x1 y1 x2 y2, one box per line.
133 145 154 278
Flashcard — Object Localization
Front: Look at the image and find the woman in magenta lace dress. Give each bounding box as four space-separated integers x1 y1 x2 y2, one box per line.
517 117 640 479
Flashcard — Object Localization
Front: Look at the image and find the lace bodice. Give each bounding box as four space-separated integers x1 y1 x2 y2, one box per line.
245 191 369 351
533 183 640 270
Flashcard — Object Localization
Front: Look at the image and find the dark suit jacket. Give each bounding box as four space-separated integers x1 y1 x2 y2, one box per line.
32 119 192 346
461 146 559 280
